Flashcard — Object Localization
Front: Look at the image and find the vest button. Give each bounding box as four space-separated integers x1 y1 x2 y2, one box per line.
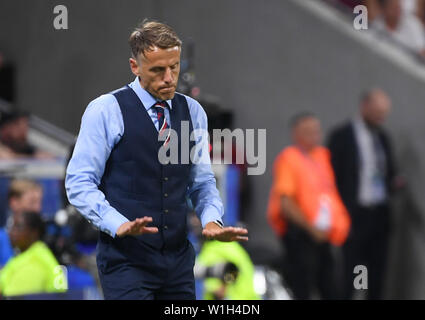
164 177 169 181
164 225 168 230
164 193 168 197
164 209 169 213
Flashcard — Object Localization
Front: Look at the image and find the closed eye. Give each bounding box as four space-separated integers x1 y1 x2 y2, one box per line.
150 66 165 73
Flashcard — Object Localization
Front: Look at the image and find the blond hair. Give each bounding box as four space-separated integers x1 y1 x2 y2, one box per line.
7 179 42 200
129 19 182 59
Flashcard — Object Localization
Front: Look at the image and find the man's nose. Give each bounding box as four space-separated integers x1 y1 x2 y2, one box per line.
163 68 173 84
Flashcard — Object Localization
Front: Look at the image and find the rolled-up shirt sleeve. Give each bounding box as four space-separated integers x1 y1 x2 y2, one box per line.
186 97 224 228
65 95 129 238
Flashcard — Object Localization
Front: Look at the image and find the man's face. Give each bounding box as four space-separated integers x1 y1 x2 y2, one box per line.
9 188 43 215
293 117 322 151
9 214 34 251
362 91 391 127
130 46 181 101
1 117 29 143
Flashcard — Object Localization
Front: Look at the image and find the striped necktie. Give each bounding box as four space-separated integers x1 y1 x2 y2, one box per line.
154 101 170 145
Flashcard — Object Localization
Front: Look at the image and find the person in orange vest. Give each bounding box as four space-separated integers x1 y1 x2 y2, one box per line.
267 113 351 300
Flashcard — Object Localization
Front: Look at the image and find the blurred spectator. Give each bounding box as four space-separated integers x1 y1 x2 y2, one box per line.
0 212 67 297
43 210 98 294
196 240 259 300
0 110 52 160
2 179 42 228
51 143 100 291
328 88 399 299
0 179 43 269
267 113 351 299
372 0 425 56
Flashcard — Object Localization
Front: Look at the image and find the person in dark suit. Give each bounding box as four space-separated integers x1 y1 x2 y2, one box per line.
327 88 397 300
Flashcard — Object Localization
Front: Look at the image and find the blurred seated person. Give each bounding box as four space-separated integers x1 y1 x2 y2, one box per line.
3 179 42 228
267 113 351 300
372 0 425 57
0 212 67 297
196 239 259 300
0 110 52 160
0 179 43 266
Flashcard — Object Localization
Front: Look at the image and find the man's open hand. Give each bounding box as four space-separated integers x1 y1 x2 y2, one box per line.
202 222 249 242
116 216 159 238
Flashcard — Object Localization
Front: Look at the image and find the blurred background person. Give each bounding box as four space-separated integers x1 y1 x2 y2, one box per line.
1 177 98 296
2 179 42 229
192 211 259 300
328 88 399 300
0 111 52 160
0 180 43 272
196 240 259 300
0 211 67 298
372 0 425 57
267 113 351 300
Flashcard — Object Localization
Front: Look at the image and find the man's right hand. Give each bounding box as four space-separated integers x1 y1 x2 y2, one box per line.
116 216 159 238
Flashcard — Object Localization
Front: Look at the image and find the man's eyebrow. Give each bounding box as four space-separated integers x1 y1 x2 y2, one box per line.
149 66 165 71
149 61 179 71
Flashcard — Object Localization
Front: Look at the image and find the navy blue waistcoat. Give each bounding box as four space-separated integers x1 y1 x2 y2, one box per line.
97 85 195 269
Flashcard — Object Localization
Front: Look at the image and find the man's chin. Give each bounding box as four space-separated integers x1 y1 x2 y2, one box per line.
158 91 176 101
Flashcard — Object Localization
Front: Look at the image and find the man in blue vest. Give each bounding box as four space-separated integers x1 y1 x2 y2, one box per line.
65 20 248 300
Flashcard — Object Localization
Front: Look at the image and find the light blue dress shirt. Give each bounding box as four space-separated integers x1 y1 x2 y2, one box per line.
65 77 224 238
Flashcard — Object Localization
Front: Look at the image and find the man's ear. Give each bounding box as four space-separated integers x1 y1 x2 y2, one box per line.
129 57 140 76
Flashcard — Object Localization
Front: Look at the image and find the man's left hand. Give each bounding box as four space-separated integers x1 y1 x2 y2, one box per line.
202 222 249 242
